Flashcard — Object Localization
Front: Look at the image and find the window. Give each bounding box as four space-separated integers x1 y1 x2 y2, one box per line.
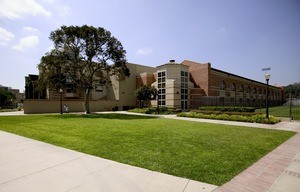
246 86 251 93
239 85 244 92
157 71 166 106
253 87 257 94
230 83 236 91
220 81 226 90
66 74 73 83
95 84 103 92
181 71 188 110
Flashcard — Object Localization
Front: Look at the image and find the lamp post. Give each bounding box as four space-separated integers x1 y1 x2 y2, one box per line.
59 89 63 114
265 73 271 119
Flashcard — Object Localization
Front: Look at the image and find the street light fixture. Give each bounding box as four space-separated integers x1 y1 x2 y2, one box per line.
265 73 271 119
59 89 63 114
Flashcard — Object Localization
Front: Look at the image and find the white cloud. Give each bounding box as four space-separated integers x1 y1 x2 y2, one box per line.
0 0 51 19
23 27 39 32
135 48 153 56
12 35 39 51
0 27 15 45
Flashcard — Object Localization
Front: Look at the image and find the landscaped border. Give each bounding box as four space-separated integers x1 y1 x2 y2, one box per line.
177 112 280 124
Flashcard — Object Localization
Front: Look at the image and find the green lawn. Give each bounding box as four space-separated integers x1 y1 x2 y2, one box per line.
257 105 300 120
0 114 295 185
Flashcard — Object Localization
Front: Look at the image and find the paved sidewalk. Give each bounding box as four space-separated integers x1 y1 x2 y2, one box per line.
1 111 300 192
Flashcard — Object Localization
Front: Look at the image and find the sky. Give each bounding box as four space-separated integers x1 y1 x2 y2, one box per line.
0 0 299 92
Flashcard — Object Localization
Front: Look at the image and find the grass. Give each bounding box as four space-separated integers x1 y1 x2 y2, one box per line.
257 105 300 120
0 113 295 185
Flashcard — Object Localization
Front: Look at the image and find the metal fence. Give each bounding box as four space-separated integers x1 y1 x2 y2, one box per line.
190 96 300 120
283 98 300 120
190 96 282 109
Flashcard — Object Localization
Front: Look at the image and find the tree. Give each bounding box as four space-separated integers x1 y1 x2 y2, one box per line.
38 25 130 113
285 82 300 98
135 85 157 108
38 49 68 93
0 89 15 107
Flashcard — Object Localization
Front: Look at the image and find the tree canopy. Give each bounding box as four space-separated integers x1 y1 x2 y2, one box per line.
38 25 130 113
285 82 300 98
135 85 157 108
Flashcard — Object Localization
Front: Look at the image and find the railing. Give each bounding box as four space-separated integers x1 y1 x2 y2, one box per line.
190 96 282 109
190 96 300 120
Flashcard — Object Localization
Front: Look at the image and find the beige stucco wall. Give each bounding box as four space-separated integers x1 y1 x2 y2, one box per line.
24 63 158 114
153 62 192 109
23 99 120 114
117 63 157 107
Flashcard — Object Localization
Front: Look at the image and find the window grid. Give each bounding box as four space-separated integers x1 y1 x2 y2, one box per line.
181 71 188 110
158 71 166 106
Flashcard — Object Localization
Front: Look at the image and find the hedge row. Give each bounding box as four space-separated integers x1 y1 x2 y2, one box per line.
177 112 280 124
191 110 261 116
198 106 256 112
129 107 182 115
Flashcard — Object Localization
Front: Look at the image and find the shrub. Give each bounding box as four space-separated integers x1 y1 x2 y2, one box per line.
191 110 261 116
129 107 182 115
198 106 256 112
177 112 280 124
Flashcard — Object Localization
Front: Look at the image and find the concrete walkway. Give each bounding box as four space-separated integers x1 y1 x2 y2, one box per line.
0 111 300 192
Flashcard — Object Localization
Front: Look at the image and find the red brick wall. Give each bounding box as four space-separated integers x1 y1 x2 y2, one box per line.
209 69 283 102
181 60 210 96
182 60 283 104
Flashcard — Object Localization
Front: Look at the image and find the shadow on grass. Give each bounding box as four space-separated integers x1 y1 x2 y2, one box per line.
49 113 158 120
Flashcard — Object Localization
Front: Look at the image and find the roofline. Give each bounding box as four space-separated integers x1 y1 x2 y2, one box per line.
211 68 282 89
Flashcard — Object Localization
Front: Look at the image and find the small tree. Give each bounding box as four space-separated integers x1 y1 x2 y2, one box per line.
135 85 157 108
0 89 15 107
38 25 130 113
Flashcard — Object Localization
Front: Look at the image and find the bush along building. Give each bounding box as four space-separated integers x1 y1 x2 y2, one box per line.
24 60 284 114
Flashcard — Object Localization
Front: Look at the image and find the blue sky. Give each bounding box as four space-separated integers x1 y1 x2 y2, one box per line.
0 0 299 92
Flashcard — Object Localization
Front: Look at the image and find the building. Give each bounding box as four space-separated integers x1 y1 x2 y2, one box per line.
25 74 46 99
182 60 283 108
24 60 283 114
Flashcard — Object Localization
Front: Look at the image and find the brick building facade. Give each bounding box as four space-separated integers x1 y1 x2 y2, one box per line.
25 60 283 113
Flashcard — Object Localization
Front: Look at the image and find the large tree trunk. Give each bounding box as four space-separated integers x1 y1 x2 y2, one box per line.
83 89 91 114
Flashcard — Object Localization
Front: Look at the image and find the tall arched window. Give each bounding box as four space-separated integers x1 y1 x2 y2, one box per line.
253 87 257 94
230 83 236 91
239 85 244 92
220 81 226 90
246 86 251 93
